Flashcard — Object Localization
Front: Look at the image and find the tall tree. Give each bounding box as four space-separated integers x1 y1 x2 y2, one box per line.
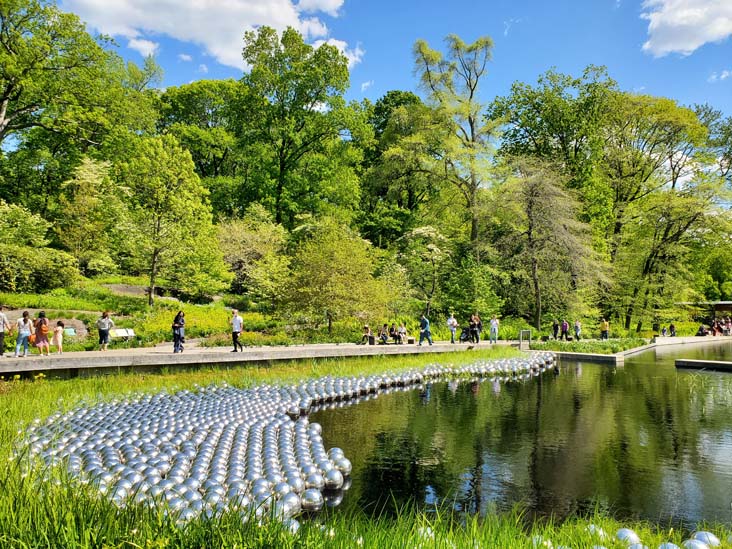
492 158 596 329
118 135 230 305
159 80 245 179
55 158 129 274
240 26 352 228
488 66 618 251
412 34 498 249
0 0 114 147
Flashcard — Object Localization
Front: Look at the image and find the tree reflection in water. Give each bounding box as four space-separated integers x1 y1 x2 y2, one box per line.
312 352 732 528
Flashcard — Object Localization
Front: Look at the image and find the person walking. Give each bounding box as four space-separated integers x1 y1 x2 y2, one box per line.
560 319 569 341
600 318 609 340
469 314 482 344
0 305 10 357
489 315 500 344
96 311 114 351
447 313 458 344
418 314 433 346
14 311 33 357
34 311 51 356
52 321 64 354
574 319 582 341
172 311 185 353
552 319 559 340
230 309 244 352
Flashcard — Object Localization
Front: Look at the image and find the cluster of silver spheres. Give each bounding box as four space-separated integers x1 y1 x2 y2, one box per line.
19 352 556 530
533 525 727 549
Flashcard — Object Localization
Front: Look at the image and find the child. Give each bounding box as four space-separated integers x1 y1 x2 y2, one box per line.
52 321 65 354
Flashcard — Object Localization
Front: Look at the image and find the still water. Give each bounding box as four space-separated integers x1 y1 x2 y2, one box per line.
311 343 732 526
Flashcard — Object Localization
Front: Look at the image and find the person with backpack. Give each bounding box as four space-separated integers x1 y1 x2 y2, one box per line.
34 311 51 356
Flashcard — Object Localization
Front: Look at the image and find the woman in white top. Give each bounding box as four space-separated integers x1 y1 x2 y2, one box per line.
14 311 33 357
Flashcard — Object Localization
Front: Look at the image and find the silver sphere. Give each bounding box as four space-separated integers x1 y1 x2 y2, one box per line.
300 488 323 512
692 532 720 547
323 468 344 490
617 529 641 545
334 457 352 476
681 541 710 549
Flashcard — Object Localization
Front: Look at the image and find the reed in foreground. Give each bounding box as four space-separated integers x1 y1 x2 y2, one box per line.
1 466 730 549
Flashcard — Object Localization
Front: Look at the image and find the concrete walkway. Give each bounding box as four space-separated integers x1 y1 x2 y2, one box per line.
0 340 513 376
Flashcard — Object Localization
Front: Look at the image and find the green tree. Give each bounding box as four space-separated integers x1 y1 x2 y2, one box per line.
55 158 129 274
412 34 498 249
284 218 386 333
240 26 352 228
491 158 596 329
0 199 50 246
398 226 451 316
159 80 244 179
0 0 121 147
358 91 436 246
217 204 289 302
488 66 617 250
118 134 230 305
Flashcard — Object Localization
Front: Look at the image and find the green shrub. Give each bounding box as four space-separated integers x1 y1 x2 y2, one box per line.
0 245 80 293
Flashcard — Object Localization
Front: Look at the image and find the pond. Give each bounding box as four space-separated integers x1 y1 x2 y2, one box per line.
311 342 732 527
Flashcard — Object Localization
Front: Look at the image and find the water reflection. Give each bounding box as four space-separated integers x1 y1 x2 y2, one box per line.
311 349 732 527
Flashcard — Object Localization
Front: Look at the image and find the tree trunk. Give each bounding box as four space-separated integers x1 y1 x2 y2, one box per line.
532 256 542 330
148 249 159 307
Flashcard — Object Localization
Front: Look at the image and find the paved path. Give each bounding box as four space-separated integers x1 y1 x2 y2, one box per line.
0 341 513 376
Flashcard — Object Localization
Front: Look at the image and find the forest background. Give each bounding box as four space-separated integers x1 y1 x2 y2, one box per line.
1 0 731 344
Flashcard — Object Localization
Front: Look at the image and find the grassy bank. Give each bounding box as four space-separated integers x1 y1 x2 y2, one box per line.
530 338 648 354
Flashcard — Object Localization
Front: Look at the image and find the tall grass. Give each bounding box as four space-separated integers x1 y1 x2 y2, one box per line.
530 338 648 354
1 467 728 548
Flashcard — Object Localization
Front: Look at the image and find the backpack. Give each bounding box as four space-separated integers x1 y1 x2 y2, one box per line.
38 318 49 335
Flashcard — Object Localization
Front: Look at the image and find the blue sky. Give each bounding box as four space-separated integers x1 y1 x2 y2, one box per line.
59 0 732 114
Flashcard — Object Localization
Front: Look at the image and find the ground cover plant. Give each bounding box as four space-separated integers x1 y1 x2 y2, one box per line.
530 338 648 354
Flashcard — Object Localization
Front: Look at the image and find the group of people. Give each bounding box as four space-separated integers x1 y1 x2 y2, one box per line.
552 318 591 341
0 305 65 357
446 313 500 344
360 322 409 345
695 318 729 337
357 312 501 346
0 306 119 357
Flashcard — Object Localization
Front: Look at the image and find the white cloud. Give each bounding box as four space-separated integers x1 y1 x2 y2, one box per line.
313 38 364 68
297 0 344 17
198 64 209 74
127 37 158 57
60 0 355 70
503 18 521 37
360 80 373 93
641 0 732 57
178 53 193 62
708 69 731 82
